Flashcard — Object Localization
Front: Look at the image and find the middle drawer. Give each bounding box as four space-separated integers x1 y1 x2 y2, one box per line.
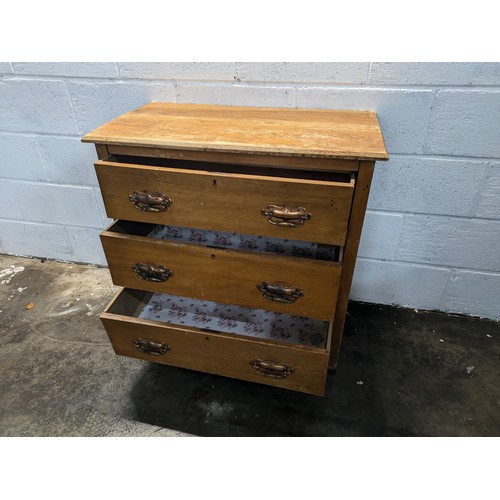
101 221 342 321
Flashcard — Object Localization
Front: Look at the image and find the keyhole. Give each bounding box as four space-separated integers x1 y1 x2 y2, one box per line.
213 179 217 186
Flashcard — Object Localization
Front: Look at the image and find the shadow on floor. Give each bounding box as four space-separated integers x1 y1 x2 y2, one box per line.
130 364 381 437
129 303 500 436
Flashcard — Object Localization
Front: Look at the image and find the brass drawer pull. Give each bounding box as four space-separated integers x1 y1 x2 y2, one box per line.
257 282 303 304
250 359 294 379
129 190 171 212
261 204 311 227
132 262 173 282
132 338 171 356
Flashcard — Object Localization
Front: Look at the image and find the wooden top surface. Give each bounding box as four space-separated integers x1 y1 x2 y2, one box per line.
82 102 389 160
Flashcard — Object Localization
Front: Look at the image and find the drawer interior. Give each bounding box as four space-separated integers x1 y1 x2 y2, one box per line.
106 288 331 350
105 154 355 184
108 220 341 262
102 287 332 395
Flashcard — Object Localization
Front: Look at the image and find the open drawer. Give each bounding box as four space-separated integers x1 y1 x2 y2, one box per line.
100 220 342 321
100 288 333 396
95 155 355 245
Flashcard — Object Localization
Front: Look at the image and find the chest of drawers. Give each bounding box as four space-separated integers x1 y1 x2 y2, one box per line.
82 102 388 396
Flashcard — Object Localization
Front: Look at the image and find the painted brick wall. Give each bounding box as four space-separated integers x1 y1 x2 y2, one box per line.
1 62 499 319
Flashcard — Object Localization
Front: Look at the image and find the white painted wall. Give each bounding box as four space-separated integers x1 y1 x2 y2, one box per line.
0 62 499 319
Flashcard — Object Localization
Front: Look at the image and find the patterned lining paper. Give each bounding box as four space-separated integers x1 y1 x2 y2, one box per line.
138 293 329 348
147 225 337 261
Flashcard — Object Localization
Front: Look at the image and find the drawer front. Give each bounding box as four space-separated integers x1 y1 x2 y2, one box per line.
95 159 354 246
100 289 330 396
101 224 341 321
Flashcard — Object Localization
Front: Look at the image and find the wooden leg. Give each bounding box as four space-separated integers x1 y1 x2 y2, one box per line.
329 161 375 369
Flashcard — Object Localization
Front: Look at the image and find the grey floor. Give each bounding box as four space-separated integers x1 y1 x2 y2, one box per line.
0 254 498 437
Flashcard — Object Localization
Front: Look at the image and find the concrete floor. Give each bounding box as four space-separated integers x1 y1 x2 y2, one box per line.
0 254 498 437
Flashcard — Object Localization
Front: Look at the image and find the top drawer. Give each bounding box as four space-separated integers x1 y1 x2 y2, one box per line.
95 156 355 245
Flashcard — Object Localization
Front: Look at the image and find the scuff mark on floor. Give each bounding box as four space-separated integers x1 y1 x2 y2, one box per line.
0 266 25 284
198 401 234 419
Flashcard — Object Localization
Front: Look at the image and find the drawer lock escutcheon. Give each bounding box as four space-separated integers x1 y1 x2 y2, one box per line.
261 204 311 227
129 190 171 212
132 262 173 282
257 282 303 304
132 338 171 356
250 359 295 379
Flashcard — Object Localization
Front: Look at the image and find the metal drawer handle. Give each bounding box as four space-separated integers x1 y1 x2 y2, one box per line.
129 190 171 212
132 262 173 282
257 282 303 304
250 359 294 379
261 204 311 227
132 338 171 356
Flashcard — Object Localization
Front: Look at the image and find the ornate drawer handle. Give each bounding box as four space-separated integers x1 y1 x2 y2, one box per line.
132 262 173 282
261 204 311 227
250 359 294 379
257 282 303 304
129 190 171 212
132 338 171 356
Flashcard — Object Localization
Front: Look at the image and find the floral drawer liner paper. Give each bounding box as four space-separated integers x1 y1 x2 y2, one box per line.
147 225 337 261
138 293 329 348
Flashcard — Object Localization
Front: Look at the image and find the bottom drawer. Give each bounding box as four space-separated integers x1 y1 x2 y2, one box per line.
100 288 332 396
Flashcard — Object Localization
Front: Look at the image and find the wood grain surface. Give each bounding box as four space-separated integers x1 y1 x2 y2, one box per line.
329 161 375 369
82 102 389 161
101 221 341 320
95 157 355 245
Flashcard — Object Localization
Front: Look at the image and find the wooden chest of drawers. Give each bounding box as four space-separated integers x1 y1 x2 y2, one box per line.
82 102 388 396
